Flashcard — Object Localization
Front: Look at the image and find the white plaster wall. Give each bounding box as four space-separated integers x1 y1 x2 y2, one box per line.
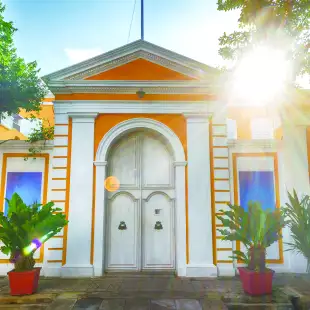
0 146 53 275
228 140 309 273
280 125 310 273
19 119 42 137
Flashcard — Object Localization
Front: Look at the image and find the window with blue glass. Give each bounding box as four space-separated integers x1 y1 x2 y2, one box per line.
4 172 43 216
239 171 276 211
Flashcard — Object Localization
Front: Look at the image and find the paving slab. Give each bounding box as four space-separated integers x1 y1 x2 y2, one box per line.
38 279 91 292
99 299 125 310
126 298 150 310
150 299 176 309
73 297 103 310
175 299 202 310
46 298 76 310
199 299 228 310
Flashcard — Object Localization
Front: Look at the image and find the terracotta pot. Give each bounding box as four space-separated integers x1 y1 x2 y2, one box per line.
7 267 41 295
238 267 274 296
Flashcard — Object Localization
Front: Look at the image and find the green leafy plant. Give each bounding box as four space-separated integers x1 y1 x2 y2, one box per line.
25 120 54 160
0 193 68 272
217 0 310 78
0 2 48 115
216 201 287 271
282 190 310 273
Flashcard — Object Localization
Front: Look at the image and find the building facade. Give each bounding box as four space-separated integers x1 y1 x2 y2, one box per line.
0 40 309 277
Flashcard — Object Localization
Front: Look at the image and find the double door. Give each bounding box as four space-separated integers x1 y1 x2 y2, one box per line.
105 132 175 271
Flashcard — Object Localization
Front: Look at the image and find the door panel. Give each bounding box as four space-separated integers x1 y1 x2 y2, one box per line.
106 193 139 270
109 135 139 189
141 135 173 188
142 193 175 269
106 131 175 271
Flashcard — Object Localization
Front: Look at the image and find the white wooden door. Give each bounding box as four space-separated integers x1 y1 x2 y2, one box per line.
106 131 175 271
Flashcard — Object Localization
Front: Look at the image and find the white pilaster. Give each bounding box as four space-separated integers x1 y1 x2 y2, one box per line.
280 124 310 273
174 162 187 277
61 112 98 277
185 113 217 277
93 161 107 276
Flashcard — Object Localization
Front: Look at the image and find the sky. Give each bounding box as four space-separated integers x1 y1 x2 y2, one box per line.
2 0 240 76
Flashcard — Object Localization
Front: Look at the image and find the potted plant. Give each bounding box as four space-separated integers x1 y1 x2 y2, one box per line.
0 193 68 295
216 201 287 296
282 190 310 273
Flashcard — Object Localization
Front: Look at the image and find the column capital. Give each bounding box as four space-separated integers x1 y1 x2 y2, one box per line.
68 112 98 123
183 113 211 123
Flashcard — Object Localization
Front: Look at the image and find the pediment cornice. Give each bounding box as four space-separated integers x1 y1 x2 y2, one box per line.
43 40 219 82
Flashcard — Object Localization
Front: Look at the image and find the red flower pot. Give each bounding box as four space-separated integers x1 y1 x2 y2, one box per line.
7 267 41 295
238 267 274 296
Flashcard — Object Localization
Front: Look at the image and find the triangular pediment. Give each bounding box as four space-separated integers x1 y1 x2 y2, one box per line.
43 40 218 82
85 58 196 81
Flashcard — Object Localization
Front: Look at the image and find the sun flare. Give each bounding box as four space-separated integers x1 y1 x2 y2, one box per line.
232 46 291 105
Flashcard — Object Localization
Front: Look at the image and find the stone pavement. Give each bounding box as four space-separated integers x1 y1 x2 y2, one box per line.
0 273 308 309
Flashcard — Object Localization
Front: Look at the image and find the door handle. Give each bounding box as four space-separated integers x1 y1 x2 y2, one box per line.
154 221 163 230
118 221 127 230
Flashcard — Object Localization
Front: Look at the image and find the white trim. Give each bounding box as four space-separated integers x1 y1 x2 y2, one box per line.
228 139 280 149
68 112 98 123
0 141 54 150
184 113 211 123
95 118 186 162
50 80 213 88
43 40 217 81
61 264 94 277
49 85 215 95
93 118 187 277
186 264 217 277
54 101 218 115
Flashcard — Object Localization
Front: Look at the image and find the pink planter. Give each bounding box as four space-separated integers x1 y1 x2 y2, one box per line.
238 267 274 296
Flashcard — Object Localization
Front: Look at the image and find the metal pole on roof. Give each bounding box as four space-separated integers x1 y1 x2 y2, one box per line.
141 0 144 40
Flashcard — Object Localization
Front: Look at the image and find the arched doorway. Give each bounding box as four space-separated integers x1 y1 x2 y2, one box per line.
106 130 175 271
93 118 187 277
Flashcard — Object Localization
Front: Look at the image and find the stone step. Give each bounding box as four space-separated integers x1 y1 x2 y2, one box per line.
0 293 56 304
0 304 48 309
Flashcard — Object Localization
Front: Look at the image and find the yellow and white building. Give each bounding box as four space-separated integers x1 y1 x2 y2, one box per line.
0 40 309 277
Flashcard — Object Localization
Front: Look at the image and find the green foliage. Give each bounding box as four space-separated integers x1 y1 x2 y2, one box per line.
282 190 310 272
217 0 310 77
25 120 54 159
0 193 68 271
216 201 287 271
0 2 47 115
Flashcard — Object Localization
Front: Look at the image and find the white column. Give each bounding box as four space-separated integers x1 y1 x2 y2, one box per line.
61 112 98 277
174 162 187 277
93 161 107 276
281 124 310 273
185 113 217 277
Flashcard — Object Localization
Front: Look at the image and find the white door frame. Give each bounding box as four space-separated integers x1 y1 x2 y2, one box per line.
93 118 187 277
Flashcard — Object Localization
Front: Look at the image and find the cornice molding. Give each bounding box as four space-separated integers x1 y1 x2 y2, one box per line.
228 139 280 149
48 80 218 95
183 113 211 123
53 101 218 115
0 140 54 150
68 112 98 123
43 40 218 81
